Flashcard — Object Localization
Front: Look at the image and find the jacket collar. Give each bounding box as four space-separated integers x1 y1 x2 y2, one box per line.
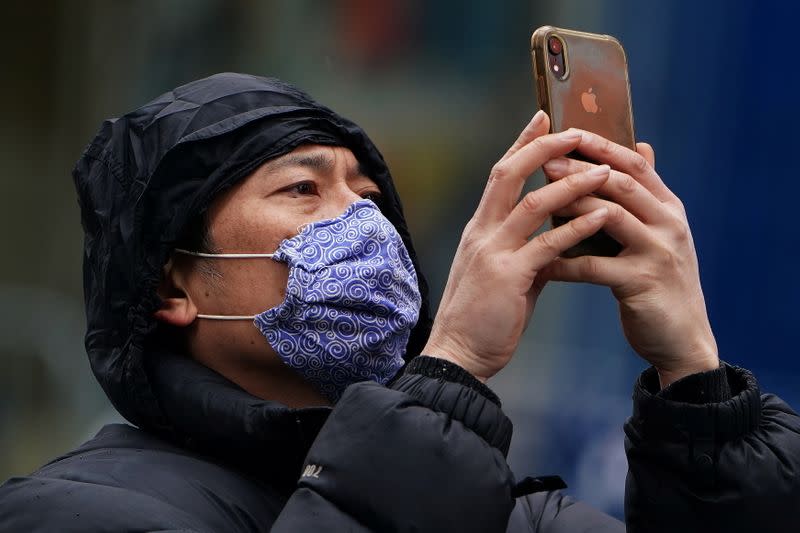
144 345 331 496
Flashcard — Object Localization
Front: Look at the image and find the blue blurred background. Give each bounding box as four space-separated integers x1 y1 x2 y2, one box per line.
1 0 798 520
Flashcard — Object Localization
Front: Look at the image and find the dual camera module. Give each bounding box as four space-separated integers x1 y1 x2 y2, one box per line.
548 35 567 79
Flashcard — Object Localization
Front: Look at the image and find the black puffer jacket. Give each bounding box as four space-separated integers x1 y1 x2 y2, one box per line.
1 73 798 532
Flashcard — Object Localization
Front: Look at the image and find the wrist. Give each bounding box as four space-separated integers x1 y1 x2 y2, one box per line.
657 363 731 404
656 353 719 389
420 337 490 383
653 330 719 388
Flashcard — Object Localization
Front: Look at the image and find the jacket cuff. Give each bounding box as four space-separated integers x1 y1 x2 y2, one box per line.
390 357 512 456
399 355 501 407
652 364 732 404
631 363 761 443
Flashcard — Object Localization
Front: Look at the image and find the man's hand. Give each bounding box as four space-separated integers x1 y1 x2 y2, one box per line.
542 129 719 387
422 111 611 382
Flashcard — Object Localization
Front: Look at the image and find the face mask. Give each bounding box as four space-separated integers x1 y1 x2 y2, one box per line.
176 199 421 402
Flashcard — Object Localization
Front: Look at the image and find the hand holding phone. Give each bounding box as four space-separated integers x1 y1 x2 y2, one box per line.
530 27 719 384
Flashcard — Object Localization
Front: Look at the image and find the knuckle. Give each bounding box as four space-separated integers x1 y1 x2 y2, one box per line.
664 202 688 226
673 199 688 216
458 233 475 251
562 173 583 193
672 221 692 244
579 256 601 279
567 196 586 213
536 230 560 254
617 173 638 195
462 219 478 236
606 205 626 224
460 220 481 247
458 239 484 266
598 137 615 158
632 153 650 174
528 137 552 159
652 244 678 270
489 162 510 182
530 136 547 152
634 267 660 290
521 191 543 213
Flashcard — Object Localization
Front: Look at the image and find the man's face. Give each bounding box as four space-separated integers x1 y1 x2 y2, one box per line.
158 144 382 405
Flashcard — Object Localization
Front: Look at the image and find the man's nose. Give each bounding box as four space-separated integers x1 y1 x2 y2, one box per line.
320 185 364 220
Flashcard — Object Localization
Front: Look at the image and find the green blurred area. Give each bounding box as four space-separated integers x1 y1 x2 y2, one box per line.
0 0 540 479
2 1 636 511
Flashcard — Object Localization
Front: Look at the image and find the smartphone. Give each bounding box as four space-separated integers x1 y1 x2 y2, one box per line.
531 25 636 257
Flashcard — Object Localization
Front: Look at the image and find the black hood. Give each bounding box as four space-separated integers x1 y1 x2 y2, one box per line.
73 73 433 437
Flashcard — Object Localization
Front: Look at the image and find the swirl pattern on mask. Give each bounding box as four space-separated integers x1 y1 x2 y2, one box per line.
254 200 421 402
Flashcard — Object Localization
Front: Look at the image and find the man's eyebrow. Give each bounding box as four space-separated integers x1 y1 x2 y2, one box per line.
262 151 369 179
264 152 336 174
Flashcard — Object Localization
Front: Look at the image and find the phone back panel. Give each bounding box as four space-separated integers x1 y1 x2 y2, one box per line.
531 26 635 150
531 26 634 257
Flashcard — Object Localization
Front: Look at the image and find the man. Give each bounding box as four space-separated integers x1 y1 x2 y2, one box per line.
0 72 797 532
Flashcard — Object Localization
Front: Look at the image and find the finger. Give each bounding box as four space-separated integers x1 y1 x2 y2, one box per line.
636 142 655 167
551 195 652 248
500 110 550 162
543 157 670 224
499 164 610 246
572 130 677 203
473 111 548 226
539 253 637 290
516 207 609 272
475 129 584 225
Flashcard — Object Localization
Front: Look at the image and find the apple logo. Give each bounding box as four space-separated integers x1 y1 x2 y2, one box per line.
581 87 600 114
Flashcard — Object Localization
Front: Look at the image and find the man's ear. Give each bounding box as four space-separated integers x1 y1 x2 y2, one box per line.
154 258 198 327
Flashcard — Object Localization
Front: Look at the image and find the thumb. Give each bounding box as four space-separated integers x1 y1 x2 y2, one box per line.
636 142 656 168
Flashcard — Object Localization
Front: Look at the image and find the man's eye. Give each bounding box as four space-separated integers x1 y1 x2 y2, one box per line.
287 181 317 196
361 191 383 204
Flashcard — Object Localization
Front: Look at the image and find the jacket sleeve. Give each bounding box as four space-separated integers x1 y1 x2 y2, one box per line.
271 357 517 532
0 475 204 533
624 363 800 533
507 490 624 532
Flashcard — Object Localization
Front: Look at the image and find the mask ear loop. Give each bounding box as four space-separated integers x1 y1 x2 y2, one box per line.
173 248 276 320
174 249 276 259
195 314 257 320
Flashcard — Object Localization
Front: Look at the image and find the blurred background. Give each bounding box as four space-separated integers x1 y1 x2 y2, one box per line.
2 0 798 520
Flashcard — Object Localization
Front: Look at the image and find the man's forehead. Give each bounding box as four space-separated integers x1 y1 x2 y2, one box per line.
260 145 366 176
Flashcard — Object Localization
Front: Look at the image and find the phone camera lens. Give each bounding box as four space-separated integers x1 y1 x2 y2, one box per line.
548 36 563 55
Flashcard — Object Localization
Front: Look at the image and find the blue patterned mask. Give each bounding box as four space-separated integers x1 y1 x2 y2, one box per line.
176 200 421 402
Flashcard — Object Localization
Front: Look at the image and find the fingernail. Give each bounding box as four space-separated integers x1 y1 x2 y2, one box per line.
530 110 545 128
543 158 568 173
587 207 608 221
586 164 610 178
561 129 583 140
